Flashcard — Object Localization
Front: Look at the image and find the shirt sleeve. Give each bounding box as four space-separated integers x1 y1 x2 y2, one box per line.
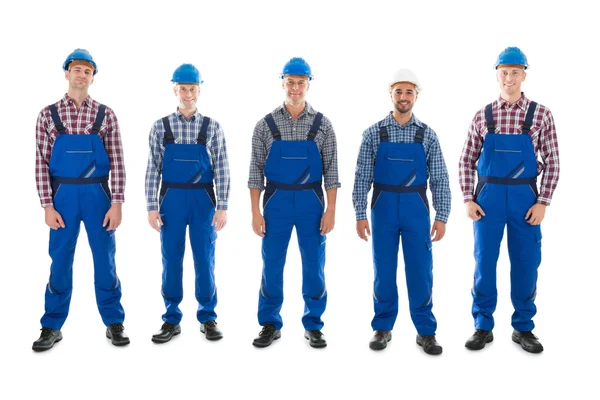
35 109 54 208
320 117 341 191
458 111 484 203
103 108 126 203
426 130 451 223
536 109 560 205
209 120 231 210
145 121 163 211
352 128 376 220
248 121 267 191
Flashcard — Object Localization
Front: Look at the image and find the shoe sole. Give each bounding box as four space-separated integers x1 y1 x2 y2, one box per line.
369 335 392 351
32 336 63 352
304 334 327 348
511 335 544 354
151 330 180 344
252 332 281 348
465 333 494 350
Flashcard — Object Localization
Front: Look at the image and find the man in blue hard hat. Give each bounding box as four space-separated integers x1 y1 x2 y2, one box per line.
33 48 129 351
146 63 230 344
352 68 451 355
248 57 340 348
459 47 560 353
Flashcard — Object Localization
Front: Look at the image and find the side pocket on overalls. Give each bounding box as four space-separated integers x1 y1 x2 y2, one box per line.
205 187 216 209
159 186 169 209
371 186 382 210
100 181 112 204
312 187 325 209
418 190 430 213
263 188 277 209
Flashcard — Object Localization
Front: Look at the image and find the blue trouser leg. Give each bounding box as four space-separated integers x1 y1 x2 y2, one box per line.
160 195 187 325
507 197 542 332
472 191 506 331
297 211 327 331
258 206 293 330
400 222 436 336
82 185 124 326
371 200 401 331
41 207 80 330
189 196 217 324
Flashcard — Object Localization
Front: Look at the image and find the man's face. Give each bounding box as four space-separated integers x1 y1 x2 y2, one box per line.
496 66 526 97
390 82 417 114
282 75 309 105
65 63 94 90
174 84 200 110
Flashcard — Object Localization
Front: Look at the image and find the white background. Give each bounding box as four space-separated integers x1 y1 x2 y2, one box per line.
1 0 597 398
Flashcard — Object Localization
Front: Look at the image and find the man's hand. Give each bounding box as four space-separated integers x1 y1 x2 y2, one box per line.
320 208 335 235
212 210 227 232
525 203 546 225
148 210 163 232
356 219 371 241
103 203 122 231
45 206 65 230
465 201 485 221
252 211 266 238
430 220 446 242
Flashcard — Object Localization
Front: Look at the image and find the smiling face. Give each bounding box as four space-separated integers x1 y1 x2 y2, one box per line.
174 83 200 112
496 65 526 98
282 74 310 106
390 82 418 114
65 63 94 91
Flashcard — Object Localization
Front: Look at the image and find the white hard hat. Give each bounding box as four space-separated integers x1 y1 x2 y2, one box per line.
388 68 422 92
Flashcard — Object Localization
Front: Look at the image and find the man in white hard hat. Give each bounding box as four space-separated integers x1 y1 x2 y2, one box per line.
459 47 560 353
352 68 451 355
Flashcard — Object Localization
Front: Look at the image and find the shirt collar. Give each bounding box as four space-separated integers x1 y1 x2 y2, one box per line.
62 93 94 108
276 101 316 119
176 108 200 122
498 92 528 111
383 111 423 128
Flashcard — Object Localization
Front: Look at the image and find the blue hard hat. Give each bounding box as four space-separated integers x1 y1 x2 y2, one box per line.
495 47 528 69
280 57 313 80
172 64 203 84
63 48 98 75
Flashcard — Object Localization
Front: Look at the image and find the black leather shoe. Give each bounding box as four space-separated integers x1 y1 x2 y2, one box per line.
369 330 392 350
416 334 443 355
512 330 544 353
465 329 493 350
200 320 223 341
304 330 327 348
32 328 62 352
106 323 130 346
252 324 281 348
152 322 181 344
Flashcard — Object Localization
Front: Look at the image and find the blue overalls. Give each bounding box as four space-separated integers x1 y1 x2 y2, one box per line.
258 112 327 331
370 121 436 336
41 104 124 330
472 102 541 332
159 116 217 325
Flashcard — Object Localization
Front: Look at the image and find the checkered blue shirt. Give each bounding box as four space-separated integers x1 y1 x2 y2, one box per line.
145 109 230 211
352 112 451 222
248 102 341 191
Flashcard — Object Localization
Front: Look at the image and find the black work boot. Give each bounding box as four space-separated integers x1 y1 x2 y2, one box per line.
152 322 181 344
32 328 63 352
201 320 223 341
252 324 281 348
106 323 130 346
416 334 443 355
465 329 493 350
512 330 544 353
369 330 392 350
304 330 327 348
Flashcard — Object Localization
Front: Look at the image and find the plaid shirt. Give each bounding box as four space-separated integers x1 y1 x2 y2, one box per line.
35 94 126 207
145 109 230 211
352 113 451 223
248 102 341 191
458 93 560 205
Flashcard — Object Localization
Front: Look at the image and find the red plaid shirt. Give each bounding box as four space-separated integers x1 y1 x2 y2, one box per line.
458 93 559 205
35 94 126 207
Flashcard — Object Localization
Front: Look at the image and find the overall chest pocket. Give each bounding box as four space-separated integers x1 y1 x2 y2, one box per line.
280 147 308 160
386 148 414 162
